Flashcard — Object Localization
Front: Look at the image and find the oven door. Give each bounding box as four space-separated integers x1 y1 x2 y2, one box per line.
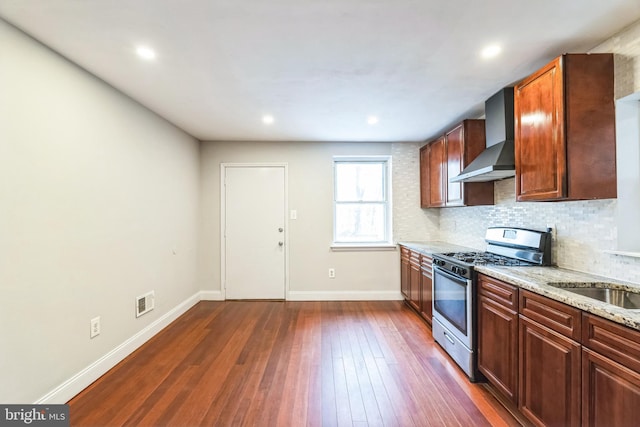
432 265 473 349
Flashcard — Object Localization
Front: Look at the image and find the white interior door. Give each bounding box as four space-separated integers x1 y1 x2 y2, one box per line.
223 165 286 299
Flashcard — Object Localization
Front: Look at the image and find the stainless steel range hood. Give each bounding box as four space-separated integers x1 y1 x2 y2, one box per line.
450 88 515 183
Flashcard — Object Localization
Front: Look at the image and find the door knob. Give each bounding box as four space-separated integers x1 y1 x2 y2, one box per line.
278 241 284 246
278 228 283 232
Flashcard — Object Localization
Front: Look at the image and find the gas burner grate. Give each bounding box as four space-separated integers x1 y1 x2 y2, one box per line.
440 251 534 266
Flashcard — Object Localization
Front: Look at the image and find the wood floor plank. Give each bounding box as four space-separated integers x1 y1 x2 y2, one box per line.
68 300 523 427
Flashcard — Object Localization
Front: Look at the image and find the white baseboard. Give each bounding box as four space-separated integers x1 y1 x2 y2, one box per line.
200 290 224 300
35 291 204 404
287 290 403 301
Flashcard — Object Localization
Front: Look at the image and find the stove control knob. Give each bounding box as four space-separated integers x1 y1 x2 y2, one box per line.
434 259 445 267
459 268 467 276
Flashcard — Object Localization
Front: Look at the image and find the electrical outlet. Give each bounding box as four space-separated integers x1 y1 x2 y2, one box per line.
90 316 101 338
328 268 335 278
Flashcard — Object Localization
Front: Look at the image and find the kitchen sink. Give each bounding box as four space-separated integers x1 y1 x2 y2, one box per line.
548 282 640 310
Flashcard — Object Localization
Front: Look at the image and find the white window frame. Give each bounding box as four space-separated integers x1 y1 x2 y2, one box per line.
331 155 394 250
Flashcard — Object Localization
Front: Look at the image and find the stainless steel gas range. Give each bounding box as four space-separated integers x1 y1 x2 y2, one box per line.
431 227 552 381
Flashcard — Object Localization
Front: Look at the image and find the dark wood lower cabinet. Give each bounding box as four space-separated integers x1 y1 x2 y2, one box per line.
419 260 432 325
400 248 410 299
477 275 640 426
399 246 432 326
582 346 640 427
408 254 421 312
477 274 519 404
519 316 581 427
478 295 518 403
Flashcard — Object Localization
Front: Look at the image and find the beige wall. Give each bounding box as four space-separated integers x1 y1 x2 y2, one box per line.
0 20 201 403
199 141 400 299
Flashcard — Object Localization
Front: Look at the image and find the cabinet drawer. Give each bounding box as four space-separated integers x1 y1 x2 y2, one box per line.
582 313 640 373
519 290 581 340
420 255 432 271
400 246 410 259
478 274 518 310
409 251 421 266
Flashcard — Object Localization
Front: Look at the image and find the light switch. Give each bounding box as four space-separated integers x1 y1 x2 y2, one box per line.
290 210 297 220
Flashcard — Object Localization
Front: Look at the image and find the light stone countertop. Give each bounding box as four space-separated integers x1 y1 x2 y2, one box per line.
397 241 640 331
397 241 479 256
474 265 640 331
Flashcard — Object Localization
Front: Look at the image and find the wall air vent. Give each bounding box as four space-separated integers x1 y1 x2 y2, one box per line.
136 291 155 318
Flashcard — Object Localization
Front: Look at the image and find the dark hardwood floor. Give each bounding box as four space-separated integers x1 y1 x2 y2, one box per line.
68 301 521 426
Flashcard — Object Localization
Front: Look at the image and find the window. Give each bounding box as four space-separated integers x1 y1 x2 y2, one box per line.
333 156 392 245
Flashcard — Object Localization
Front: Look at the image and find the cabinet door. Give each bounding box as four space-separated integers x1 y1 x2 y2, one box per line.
419 263 432 325
478 295 518 403
408 254 421 311
428 137 446 207
445 124 464 206
419 145 430 208
519 316 581 427
400 250 410 299
514 56 566 201
582 348 640 427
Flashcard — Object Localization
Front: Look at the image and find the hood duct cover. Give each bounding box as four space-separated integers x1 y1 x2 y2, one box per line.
449 140 515 182
450 88 515 183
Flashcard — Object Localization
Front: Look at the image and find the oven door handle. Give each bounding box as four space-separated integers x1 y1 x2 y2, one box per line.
433 265 469 284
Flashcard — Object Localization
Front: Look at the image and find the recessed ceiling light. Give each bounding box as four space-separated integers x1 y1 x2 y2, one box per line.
136 45 156 60
262 115 275 125
481 44 502 59
367 116 379 125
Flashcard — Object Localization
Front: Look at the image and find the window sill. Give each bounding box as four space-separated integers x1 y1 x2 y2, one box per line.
330 243 397 252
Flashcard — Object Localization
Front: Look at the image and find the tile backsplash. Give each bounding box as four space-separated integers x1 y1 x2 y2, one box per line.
392 141 440 241
439 179 640 284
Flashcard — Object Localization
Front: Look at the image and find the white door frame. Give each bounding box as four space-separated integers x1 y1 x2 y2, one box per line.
220 163 289 300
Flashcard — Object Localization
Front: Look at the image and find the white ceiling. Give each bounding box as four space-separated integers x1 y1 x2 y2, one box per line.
1 1 640 142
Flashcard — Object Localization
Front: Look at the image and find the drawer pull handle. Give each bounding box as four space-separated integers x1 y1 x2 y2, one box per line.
444 332 455 345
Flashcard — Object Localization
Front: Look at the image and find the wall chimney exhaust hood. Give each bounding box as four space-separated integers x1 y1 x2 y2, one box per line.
450 88 515 183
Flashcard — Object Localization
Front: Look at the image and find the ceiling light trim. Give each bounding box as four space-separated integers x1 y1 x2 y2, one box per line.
136 45 156 60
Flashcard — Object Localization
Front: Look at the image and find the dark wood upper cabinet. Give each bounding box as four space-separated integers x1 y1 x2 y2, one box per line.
514 54 616 201
419 144 430 208
445 124 465 206
420 120 494 208
445 120 494 207
428 136 446 207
